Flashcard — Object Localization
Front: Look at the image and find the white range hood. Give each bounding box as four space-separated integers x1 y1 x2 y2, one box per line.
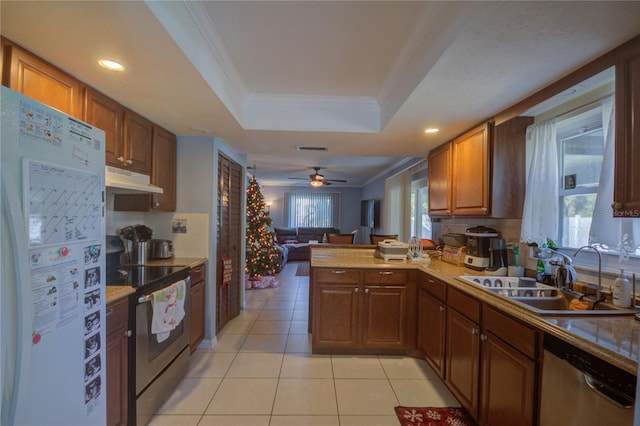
105 166 163 194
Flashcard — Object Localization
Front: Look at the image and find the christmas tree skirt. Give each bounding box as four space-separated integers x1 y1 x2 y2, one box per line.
245 276 280 290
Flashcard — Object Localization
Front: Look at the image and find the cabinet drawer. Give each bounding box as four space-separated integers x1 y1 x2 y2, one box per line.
448 287 480 323
362 270 408 284
483 305 538 359
190 263 207 283
106 298 129 332
316 268 360 284
420 272 447 302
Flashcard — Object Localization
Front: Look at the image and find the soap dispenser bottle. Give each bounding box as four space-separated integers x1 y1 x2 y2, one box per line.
613 269 632 308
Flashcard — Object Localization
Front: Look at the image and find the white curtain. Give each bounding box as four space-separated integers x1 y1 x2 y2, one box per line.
520 119 558 246
589 95 639 259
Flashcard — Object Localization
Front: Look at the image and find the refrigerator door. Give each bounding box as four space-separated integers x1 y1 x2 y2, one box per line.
1 87 106 425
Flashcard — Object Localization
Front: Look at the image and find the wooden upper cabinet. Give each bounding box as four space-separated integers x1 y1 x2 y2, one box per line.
123 109 152 175
83 87 124 167
452 123 491 216
428 142 452 216
4 43 82 117
613 38 640 217
150 126 177 211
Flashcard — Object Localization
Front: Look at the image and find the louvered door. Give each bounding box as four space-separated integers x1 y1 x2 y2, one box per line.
216 154 243 332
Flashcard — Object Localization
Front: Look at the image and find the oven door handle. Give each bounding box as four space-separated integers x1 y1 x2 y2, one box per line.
138 294 152 304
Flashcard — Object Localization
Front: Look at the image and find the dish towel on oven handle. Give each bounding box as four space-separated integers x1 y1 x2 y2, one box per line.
151 279 186 343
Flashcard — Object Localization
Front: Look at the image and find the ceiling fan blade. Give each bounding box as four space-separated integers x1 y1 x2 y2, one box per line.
288 177 308 180
325 179 347 183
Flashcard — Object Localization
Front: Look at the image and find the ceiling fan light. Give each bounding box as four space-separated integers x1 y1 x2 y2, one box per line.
310 180 323 187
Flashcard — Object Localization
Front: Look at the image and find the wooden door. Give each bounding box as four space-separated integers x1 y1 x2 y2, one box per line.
480 332 536 426
106 298 129 426
5 43 82 117
150 126 177 211
428 142 452 215
446 308 480 420
312 283 360 349
361 285 407 349
84 87 124 167
452 123 490 216
417 288 446 378
189 279 205 354
216 154 243 332
123 109 152 174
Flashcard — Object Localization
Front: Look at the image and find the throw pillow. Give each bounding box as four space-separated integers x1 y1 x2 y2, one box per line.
283 239 299 244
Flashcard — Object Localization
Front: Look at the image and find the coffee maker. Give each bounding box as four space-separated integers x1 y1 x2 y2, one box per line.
464 226 499 270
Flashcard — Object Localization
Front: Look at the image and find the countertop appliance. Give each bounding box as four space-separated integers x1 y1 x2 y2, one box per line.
540 333 635 425
441 233 467 266
374 239 409 261
1 87 107 425
105 236 190 425
464 226 499 270
149 239 174 259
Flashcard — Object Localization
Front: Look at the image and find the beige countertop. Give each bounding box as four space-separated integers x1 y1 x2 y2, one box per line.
311 246 640 375
105 257 208 304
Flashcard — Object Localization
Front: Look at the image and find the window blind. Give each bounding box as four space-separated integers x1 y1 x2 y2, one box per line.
284 191 341 228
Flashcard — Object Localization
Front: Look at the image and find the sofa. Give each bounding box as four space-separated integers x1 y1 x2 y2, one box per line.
274 227 340 264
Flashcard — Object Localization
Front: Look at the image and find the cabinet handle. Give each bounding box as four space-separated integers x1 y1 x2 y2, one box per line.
124 330 133 338
154 202 160 208
480 334 488 341
365 288 370 294
471 328 479 335
482 207 488 212
378 271 393 275
116 156 125 163
354 288 359 293
193 267 203 274
427 279 435 284
332 270 347 274
611 201 623 210
439 305 445 312
106 308 113 316
126 159 133 165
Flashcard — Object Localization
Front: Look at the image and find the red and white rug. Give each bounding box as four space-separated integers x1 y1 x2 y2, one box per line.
394 406 476 426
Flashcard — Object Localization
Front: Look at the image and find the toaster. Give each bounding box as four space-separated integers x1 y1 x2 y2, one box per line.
149 239 174 259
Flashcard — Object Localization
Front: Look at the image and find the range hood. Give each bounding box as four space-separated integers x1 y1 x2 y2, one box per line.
105 166 163 194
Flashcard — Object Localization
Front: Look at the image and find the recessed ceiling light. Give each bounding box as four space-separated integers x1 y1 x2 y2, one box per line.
188 127 211 134
424 128 439 134
98 59 125 72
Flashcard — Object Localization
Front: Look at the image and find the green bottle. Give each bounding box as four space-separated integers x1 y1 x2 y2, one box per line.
536 259 545 282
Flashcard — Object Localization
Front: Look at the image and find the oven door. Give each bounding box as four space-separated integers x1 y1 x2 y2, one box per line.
135 277 190 395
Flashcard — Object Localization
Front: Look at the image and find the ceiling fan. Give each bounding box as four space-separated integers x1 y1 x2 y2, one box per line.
288 167 347 187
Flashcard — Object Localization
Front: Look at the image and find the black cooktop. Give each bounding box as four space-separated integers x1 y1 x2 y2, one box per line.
106 265 189 290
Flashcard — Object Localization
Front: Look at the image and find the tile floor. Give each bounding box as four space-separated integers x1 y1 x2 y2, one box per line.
149 261 460 426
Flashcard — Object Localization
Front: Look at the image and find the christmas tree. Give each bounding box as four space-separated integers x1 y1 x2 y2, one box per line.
245 176 281 281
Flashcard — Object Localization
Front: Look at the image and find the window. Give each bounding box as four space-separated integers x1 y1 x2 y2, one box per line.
411 174 431 239
284 191 340 228
557 105 604 248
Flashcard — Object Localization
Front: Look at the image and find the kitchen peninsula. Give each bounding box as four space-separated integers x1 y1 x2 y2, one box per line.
309 245 639 425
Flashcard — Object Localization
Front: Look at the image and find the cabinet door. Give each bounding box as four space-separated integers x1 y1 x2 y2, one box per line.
123 109 152 174
361 284 407 349
150 126 177 211
481 332 536 426
5 44 82 117
312 283 359 349
106 298 129 426
446 308 480 420
452 123 490 216
417 288 446 378
189 279 205 354
428 142 452 215
84 87 124 167
613 39 640 217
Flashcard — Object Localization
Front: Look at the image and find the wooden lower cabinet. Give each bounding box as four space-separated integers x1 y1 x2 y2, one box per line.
417 286 447 378
311 268 412 353
189 263 207 353
106 297 131 426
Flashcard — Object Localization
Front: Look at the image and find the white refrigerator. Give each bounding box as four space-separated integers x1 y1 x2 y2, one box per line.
1 86 107 425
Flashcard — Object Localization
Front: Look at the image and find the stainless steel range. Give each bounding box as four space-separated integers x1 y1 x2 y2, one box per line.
106 236 190 426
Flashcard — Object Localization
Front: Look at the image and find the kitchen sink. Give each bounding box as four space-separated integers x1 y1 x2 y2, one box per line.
458 275 636 316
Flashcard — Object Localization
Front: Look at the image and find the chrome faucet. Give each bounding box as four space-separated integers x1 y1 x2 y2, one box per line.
547 249 577 289
573 245 603 301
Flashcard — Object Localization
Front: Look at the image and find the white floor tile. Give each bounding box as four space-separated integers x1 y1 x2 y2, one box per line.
155 377 222 415
147 414 202 425
261 300 297 309
339 415 400 426
211 333 247 353
378 356 439 380
240 334 288 352
188 351 236 378
331 355 386 379
270 415 339 425
390 378 460 407
226 352 284 378
235 309 262 321
334 379 399 416
257 309 293 321
292 310 308 321
250 320 291 334
198 415 270 425
272 378 338 415
205 378 278 415
288 320 309 334
284 334 312 353
219 320 255 335
280 353 333 378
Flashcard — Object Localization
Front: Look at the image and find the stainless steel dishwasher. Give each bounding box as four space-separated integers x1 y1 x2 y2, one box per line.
540 334 636 425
